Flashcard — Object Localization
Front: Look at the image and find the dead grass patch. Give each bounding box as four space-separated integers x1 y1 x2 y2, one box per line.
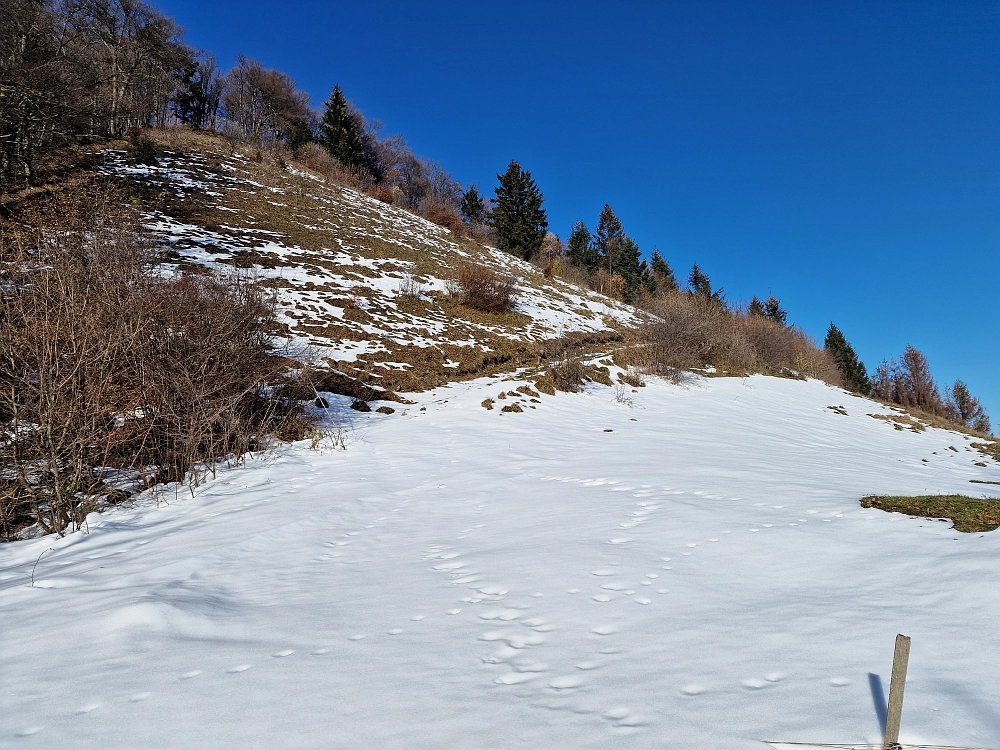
861 495 1000 533
868 413 927 433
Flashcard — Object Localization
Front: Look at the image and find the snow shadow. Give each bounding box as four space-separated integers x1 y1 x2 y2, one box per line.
868 672 888 736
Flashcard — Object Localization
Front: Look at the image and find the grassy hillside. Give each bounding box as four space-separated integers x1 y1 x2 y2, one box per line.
91 130 641 393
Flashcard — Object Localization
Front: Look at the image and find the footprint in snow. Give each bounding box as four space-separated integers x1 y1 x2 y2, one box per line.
549 676 584 690
272 650 294 657
227 664 252 673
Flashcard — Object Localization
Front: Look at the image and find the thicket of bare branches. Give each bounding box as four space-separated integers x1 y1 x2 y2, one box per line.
873 345 991 434
0 187 311 540
221 55 309 143
448 262 517 314
629 292 841 384
0 0 210 188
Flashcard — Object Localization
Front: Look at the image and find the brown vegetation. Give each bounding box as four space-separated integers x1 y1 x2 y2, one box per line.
862 494 1000 533
0 188 311 540
449 262 517 314
872 345 992 435
623 292 841 384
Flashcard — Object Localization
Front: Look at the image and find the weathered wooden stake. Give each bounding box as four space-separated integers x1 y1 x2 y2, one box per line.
883 633 911 750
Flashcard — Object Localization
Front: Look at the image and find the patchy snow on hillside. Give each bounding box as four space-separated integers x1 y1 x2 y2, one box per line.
2 374 999 749
101 150 641 367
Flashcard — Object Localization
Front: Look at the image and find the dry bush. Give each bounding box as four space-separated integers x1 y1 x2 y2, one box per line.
0 188 311 540
367 184 396 204
551 360 586 392
638 292 841 384
449 262 516 313
126 128 160 165
423 200 465 233
555 261 598 292
640 293 720 372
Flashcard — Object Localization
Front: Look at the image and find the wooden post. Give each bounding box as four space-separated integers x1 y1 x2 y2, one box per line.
883 634 911 750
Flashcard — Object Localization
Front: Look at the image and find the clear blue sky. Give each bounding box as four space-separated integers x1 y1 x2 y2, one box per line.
158 0 999 425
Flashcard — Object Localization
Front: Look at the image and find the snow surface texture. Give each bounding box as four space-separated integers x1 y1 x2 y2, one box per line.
101 150 639 367
2 374 999 748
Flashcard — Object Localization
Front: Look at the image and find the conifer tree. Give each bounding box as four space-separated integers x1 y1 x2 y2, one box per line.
592 205 644 299
287 120 313 150
748 296 766 316
460 186 487 224
614 235 643 298
763 295 788 326
649 249 678 293
687 263 725 306
319 85 366 170
567 221 598 272
948 381 991 434
824 323 871 395
491 160 548 260
594 205 624 275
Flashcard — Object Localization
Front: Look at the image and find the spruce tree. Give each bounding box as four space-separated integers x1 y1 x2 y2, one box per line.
287 120 313 150
319 85 366 170
460 186 487 224
649 249 678 293
594 205 624 275
748 296 765 316
491 160 548 261
614 235 643 299
567 221 598 272
824 323 871 395
763 295 788 326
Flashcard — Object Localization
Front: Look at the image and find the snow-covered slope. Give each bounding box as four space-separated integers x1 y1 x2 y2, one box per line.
3 373 999 748
100 140 639 390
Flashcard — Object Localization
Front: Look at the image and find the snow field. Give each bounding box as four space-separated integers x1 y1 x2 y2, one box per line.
1 374 999 748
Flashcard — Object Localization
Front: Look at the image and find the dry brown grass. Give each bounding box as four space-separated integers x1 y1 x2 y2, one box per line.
862 494 1000 533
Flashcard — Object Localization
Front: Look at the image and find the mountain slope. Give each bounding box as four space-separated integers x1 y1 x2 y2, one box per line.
1 372 999 748
99 133 639 391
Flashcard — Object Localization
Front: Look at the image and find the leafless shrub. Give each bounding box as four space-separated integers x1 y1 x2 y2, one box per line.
613 385 635 407
126 128 160 165
638 292 840 384
0 188 311 540
397 275 423 298
449 262 516 313
367 184 396 204
618 369 644 388
551 360 586 392
423 200 465 233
